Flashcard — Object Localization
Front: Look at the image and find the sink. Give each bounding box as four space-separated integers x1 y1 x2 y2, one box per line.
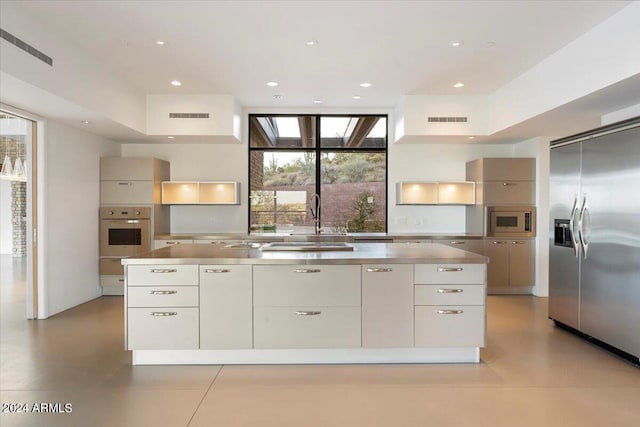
260 242 354 252
224 242 261 249
285 234 354 243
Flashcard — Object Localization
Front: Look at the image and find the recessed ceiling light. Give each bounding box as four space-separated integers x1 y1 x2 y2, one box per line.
359 82 372 88
352 95 361 100
156 40 165 45
313 99 323 104
170 80 182 87
167 136 175 139
273 94 283 99
486 41 496 47
453 82 465 88
450 40 464 47
305 39 318 46
81 120 91 124
266 81 279 87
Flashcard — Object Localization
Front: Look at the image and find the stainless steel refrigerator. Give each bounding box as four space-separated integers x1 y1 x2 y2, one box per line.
549 117 640 364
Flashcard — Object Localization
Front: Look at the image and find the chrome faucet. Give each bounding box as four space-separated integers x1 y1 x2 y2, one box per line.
309 193 321 234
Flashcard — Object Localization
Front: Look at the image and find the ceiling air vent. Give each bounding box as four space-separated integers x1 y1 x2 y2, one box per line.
427 117 468 123
0 28 53 66
169 113 210 119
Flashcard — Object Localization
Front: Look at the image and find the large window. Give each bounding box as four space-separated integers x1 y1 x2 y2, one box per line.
249 115 387 233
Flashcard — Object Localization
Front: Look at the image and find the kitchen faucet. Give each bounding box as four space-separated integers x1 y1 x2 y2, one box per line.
309 193 321 234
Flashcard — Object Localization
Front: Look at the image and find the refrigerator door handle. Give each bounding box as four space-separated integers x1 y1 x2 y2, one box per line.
578 194 589 259
569 193 579 258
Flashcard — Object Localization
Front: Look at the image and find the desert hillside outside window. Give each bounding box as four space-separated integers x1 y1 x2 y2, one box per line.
249 114 387 233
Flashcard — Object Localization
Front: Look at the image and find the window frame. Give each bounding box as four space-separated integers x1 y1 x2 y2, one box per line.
247 113 388 233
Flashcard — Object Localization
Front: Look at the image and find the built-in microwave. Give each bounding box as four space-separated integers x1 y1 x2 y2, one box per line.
486 206 536 237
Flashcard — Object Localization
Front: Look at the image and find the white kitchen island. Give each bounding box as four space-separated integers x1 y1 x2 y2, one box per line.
122 242 488 365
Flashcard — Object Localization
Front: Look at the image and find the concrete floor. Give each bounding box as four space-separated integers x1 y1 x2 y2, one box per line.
1 255 638 426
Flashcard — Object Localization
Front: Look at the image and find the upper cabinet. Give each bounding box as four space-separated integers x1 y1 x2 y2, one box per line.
100 157 170 205
162 181 240 205
146 95 241 142
396 181 475 205
466 157 535 206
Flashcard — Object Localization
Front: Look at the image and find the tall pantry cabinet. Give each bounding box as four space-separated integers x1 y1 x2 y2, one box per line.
99 157 170 295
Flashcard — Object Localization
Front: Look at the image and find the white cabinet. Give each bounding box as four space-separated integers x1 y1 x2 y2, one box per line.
253 265 361 306
161 181 240 205
126 263 199 350
414 263 486 347
396 181 475 205
127 264 198 286
362 264 414 348
127 308 199 350
200 265 252 349
415 264 485 285
253 306 361 349
253 264 361 349
154 239 194 249
415 306 485 347
483 239 534 289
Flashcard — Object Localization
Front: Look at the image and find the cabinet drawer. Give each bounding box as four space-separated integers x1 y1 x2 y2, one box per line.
415 264 484 285
253 306 361 349
100 258 125 276
127 307 199 350
100 180 153 204
415 285 485 306
127 264 198 286
484 181 535 205
100 275 125 287
154 239 194 249
128 286 199 307
253 265 361 306
415 305 485 347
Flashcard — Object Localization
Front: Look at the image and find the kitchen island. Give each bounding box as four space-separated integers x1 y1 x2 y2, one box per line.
123 242 488 365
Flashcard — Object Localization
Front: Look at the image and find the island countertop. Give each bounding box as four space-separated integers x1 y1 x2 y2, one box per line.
122 242 489 265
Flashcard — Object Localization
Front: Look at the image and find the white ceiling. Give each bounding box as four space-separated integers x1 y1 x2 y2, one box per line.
14 0 631 109
2 0 638 143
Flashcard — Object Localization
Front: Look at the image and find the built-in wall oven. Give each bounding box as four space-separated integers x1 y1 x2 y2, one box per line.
100 207 151 256
486 205 536 237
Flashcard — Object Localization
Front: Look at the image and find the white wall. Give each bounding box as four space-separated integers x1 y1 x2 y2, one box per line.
388 142 514 233
43 120 120 317
0 180 12 253
121 141 247 233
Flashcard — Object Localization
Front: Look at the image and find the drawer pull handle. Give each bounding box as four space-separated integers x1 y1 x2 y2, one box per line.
204 268 231 273
150 311 177 317
150 290 178 295
166 241 179 244
294 269 321 273
512 241 525 244
366 268 392 273
294 310 321 316
492 241 508 245
118 182 131 186
127 220 139 224
437 288 463 293
150 268 177 273
437 309 464 315
118 279 125 282
436 267 463 272
502 182 516 186
449 241 465 245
